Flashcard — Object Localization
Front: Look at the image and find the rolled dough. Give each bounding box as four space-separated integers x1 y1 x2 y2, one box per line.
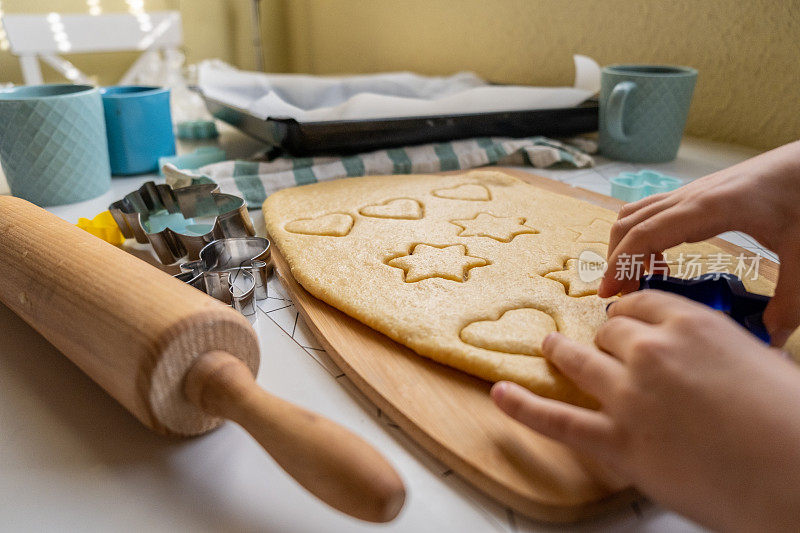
263 171 774 407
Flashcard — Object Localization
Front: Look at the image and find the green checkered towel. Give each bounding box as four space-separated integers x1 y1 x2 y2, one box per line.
179 136 595 209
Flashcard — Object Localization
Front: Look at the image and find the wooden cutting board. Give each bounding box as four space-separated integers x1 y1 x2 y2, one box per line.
271 168 778 523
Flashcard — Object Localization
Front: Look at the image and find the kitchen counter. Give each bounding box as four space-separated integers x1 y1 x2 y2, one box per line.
0 132 769 532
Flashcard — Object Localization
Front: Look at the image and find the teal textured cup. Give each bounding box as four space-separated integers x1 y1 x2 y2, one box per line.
599 65 697 163
101 86 176 175
0 84 111 206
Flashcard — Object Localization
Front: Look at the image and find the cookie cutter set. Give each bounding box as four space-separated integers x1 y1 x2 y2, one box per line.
109 180 270 318
638 272 771 343
175 237 271 322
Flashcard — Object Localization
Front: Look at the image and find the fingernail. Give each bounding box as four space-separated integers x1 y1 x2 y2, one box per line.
606 301 616 314
490 381 509 401
542 332 557 351
598 279 617 299
771 329 794 348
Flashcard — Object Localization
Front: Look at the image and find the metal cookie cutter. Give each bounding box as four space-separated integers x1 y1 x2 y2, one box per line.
639 272 770 343
176 237 272 321
109 181 255 264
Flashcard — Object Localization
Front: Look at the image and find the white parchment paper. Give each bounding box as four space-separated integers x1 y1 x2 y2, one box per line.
198 55 600 123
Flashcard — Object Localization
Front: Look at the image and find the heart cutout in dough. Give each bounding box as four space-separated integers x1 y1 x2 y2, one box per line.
285 213 354 237
359 198 423 220
460 307 557 356
432 183 491 201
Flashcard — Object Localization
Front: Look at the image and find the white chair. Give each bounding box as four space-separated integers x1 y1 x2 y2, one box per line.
1 10 182 85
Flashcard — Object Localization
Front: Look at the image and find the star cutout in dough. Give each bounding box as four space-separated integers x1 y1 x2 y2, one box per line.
450 213 539 242
387 244 489 282
570 218 613 244
544 259 599 297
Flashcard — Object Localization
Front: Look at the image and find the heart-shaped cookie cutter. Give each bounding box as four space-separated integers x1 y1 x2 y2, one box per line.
610 170 682 203
175 237 272 321
109 181 255 264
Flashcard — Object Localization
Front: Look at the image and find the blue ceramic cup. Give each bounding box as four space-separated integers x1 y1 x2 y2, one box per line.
599 65 697 163
101 86 176 175
0 84 111 206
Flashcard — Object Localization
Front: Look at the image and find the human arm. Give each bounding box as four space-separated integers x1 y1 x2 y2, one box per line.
492 291 800 532
598 140 800 347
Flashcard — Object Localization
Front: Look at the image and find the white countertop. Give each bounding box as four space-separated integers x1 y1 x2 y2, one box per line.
0 132 766 532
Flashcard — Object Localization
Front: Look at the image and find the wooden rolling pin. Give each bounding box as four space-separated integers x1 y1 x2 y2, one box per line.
0 196 405 523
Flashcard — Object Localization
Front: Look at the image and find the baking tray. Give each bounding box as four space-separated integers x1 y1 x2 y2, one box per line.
197 89 598 157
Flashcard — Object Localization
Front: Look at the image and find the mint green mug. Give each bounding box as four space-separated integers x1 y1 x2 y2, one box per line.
599 65 697 163
0 84 111 206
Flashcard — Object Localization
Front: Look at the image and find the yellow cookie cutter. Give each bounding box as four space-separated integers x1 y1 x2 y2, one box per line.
76 210 126 246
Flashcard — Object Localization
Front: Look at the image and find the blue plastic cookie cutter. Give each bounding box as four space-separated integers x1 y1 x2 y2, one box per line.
158 146 226 175
176 119 219 140
611 170 682 202
638 272 771 343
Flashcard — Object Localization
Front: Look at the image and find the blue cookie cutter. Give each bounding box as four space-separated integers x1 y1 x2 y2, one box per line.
611 170 683 203
158 146 226 175
176 120 219 140
638 272 770 343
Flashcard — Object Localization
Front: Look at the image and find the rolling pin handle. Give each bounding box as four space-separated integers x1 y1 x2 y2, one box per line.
184 350 405 523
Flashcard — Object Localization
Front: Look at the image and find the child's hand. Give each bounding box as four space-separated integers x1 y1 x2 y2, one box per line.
598 140 800 346
492 290 800 532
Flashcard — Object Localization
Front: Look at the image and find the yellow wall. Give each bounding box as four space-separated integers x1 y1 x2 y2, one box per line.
282 0 800 151
1 1 797 150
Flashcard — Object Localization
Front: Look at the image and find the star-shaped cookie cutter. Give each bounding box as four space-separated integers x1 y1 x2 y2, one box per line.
109 181 255 264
